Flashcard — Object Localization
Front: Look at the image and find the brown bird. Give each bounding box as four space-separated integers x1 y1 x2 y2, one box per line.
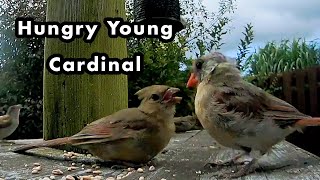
186 51 320 178
0 105 22 140
13 85 182 165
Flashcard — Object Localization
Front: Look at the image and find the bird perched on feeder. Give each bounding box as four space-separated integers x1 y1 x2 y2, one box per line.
0 104 22 140
186 51 320 178
13 85 182 165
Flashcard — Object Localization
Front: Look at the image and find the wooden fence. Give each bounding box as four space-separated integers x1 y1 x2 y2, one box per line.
265 66 320 156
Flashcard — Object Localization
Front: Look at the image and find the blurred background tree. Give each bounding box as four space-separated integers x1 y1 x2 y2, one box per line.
0 0 46 139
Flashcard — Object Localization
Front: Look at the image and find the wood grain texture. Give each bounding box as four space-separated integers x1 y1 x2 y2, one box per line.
43 0 128 148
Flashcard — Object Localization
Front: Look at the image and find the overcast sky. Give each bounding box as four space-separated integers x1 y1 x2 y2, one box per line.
202 0 320 58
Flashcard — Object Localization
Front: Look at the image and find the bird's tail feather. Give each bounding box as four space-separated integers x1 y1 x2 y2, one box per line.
12 137 72 153
296 118 320 126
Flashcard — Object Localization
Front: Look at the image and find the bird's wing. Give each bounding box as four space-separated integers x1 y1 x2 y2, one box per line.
263 92 310 128
0 115 12 128
70 108 156 145
213 81 265 117
214 80 309 128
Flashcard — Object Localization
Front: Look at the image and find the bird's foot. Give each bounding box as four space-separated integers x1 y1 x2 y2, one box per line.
205 152 248 168
217 159 256 179
217 167 253 179
204 160 233 169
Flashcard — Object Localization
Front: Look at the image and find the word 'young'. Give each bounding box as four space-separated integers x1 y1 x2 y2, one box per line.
104 18 174 42
15 17 175 42
46 53 143 75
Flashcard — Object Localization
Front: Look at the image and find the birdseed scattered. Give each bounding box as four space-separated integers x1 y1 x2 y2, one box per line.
93 176 103 180
85 169 93 173
52 169 64 175
33 163 41 166
49 175 56 179
137 168 144 173
65 175 75 180
92 170 102 175
139 176 145 180
78 175 92 180
106 177 115 180
127 167 135 172
32 166 42 171
120 171 133 179
149 166 155 171
67 166 77 171
31 169 39 174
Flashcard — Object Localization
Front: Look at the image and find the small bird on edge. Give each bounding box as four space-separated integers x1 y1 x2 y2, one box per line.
0 104 22 140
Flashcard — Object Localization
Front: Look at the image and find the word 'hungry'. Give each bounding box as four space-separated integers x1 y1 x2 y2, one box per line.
46 53 143 75
15 18 100 42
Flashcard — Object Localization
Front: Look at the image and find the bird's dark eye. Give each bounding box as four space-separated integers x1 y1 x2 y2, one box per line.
151 94 160 101
196 61 203 69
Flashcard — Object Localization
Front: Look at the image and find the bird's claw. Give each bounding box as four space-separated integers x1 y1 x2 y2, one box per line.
204 161 231 169
217 161 255 179
204 159 244 168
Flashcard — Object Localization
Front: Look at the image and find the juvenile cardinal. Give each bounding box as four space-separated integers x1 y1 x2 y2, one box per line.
0 104 22 140
186 52 320 178
13 85 182 164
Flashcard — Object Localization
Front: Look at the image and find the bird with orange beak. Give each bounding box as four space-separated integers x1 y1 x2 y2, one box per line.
187 51 320 178
13 85 182 165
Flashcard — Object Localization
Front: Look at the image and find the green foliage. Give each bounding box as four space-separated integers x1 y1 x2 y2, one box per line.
237 23 254 70
244 38 320 96
246 39 320 76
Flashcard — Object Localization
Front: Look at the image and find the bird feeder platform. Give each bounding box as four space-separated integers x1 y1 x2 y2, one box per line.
1 130 320 179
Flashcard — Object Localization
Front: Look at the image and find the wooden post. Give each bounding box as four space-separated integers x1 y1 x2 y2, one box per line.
43 0 128 151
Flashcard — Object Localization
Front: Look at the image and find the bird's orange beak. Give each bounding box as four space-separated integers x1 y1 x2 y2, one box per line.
187 73 198 88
